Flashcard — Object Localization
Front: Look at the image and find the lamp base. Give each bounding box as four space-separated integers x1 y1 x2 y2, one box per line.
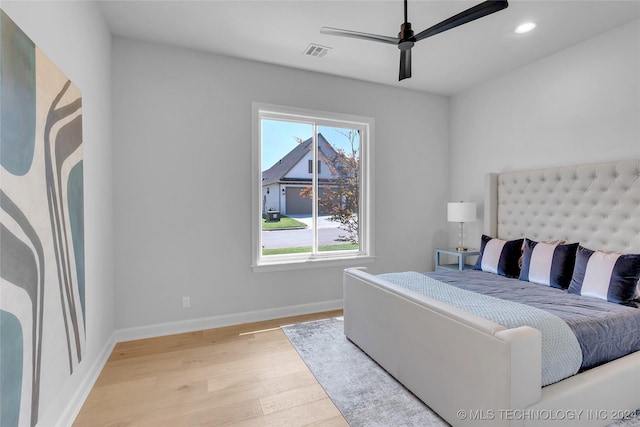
456 247 469 252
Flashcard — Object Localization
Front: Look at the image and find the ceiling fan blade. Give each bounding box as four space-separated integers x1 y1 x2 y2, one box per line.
414 0 508 42
321 27 399 45
399 48 411 81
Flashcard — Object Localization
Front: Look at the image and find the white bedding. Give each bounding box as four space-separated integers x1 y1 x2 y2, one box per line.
378 272 583 386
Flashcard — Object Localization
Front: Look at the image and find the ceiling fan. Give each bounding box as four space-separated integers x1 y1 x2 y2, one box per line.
320 0 509 81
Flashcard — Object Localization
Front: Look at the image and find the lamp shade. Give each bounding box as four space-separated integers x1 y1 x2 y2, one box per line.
447 202 477 223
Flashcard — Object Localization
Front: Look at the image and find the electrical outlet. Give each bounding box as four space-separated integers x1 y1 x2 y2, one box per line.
182 296 191 309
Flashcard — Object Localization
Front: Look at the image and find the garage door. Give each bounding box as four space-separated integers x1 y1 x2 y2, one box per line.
286 186 335 215
286 187 311 215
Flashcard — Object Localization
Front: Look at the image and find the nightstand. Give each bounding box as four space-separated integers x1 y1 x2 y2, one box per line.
435 248 480 271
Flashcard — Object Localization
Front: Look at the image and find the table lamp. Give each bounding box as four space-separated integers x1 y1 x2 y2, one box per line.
447 201 477 251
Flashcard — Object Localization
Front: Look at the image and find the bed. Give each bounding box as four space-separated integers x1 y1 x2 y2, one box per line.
343 159 640 427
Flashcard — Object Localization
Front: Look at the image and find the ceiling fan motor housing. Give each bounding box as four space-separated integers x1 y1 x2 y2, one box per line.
398 22 415 50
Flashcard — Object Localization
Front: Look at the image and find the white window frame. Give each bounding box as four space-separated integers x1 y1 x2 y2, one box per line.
251 102 375 272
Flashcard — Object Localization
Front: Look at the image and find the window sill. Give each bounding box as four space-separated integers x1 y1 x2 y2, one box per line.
251 254 376 273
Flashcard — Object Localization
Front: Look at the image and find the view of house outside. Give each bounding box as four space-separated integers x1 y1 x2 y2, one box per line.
261 119 361 256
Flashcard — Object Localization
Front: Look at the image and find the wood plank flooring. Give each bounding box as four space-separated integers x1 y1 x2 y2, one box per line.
73 310 347 427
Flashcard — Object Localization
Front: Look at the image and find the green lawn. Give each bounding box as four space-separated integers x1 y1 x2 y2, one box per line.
262 243 359 255
262 215 307 230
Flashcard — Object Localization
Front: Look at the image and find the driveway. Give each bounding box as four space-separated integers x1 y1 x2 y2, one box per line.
262 215 356 249
287 215 337 229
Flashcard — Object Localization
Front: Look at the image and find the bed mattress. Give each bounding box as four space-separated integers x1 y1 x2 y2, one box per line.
425 269 640 371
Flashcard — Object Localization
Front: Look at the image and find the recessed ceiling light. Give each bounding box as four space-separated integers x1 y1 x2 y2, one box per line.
515 22 536 34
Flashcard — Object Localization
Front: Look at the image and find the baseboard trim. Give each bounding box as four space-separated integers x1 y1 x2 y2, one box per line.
114 299 343 343
53 333 116 427
58 300 341 426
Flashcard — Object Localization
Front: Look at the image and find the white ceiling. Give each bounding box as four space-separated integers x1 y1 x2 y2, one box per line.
98 0 640 96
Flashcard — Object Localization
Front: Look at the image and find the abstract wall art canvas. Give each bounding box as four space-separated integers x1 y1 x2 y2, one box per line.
1 9 85 427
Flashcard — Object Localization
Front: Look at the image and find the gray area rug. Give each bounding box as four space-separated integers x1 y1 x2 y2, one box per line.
282 317 446 426
282 317 640 427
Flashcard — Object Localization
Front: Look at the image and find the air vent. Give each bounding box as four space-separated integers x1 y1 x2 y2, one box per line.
304 44 331 58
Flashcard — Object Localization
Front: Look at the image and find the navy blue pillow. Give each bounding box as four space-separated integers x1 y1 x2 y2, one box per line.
474 235 524 278
519 239 579 289
568 245 640 304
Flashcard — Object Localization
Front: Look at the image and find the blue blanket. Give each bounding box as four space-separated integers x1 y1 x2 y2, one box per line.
427 269 640 371
378 271 583 386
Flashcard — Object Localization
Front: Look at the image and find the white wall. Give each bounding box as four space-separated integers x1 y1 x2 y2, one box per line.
262 184 279 213
449 19 640 245
112 38 449 330
1 1 114 426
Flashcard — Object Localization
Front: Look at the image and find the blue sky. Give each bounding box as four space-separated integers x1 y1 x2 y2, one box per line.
261 119 360 171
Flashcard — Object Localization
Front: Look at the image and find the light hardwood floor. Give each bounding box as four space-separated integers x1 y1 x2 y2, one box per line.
73 310 348 427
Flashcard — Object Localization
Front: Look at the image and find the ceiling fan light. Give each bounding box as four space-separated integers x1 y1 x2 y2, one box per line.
515 22 536 34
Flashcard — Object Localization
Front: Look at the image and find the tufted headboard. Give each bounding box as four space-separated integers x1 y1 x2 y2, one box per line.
484 159 640 254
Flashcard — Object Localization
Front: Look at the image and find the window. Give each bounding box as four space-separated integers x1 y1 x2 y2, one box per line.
308 160 321 174
252 103 374 271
